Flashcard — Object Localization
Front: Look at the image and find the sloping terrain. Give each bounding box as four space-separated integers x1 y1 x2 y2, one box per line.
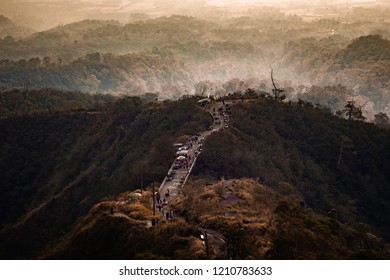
45 179 390 259
0 91 212 259
193 97 390 241
1 92 390 259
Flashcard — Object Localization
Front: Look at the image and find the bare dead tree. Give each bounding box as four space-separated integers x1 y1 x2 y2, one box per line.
270 68 286 101
201 87 206 97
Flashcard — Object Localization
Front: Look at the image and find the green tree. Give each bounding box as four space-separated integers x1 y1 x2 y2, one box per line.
337 100 366 122
374 112 390 128
336 100 365 168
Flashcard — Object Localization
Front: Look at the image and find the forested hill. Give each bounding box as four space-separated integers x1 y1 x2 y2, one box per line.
1 89 390 259
0 13 389 114
280 34 390 112
41 94 390 260
0 16 216 61
1 11 388 61
0 44 264 98
1 33 389 114
0 88 116 118
336 35 390 65
0 90 212 259
193 96 390 242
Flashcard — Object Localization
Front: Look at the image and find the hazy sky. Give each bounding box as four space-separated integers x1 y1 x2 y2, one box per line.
0 0 382 30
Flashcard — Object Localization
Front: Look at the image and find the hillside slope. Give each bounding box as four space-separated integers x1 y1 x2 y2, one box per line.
45 179 389 260
193 97 390 241
0 92 212 259
2 92 390 259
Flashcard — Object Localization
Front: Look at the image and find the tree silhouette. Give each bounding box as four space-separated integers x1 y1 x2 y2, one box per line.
336 100 365 168
338 100 366 122
374 112 390 128
270 68 286 101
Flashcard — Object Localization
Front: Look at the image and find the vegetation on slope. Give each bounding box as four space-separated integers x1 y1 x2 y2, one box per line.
2 89 390 260
0 14 389 113
193 96 390 241
45 190 207 260
0 88 115 117
0 91 212 259
45 179 390 260
281 35 390 112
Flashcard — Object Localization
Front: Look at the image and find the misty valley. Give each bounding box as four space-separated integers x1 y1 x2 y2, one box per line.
0 0 390 260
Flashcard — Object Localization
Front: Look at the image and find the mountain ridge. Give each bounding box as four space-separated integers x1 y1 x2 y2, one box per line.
1 90 390 259
0 15 13 27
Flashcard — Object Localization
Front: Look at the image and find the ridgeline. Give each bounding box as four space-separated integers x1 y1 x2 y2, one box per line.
1 89 390 259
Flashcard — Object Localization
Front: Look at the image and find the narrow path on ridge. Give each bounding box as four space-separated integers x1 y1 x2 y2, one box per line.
157 100 230 207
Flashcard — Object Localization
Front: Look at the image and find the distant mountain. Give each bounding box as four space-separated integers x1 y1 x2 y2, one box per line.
1 11 387 61
0 13 387 113
280 34 390 112
335 34 390 65
0 16 215 61
0 15 14 27
0 42 265 99
0 15 36 39
2 33 389 113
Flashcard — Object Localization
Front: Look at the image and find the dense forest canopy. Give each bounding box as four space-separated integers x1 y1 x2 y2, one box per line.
0 5 389 118
194 96 390 240
0 91 212 258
